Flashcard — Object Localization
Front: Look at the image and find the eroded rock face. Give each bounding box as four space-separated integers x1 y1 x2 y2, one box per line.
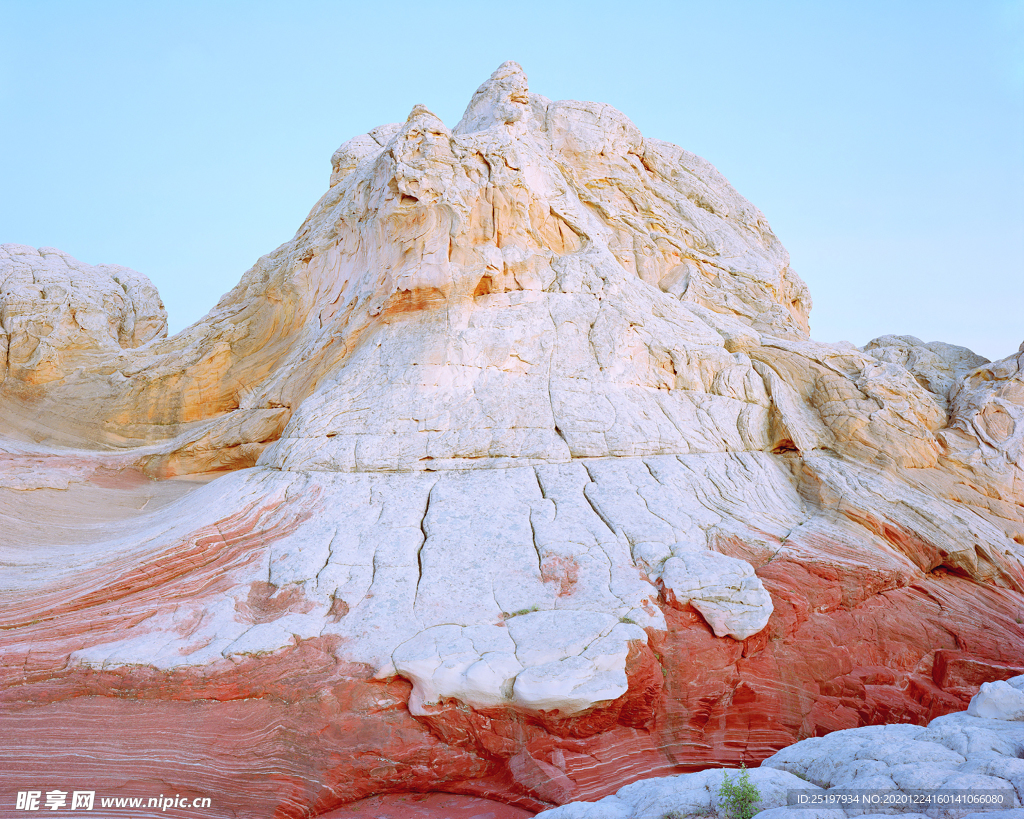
968 678 1024 721
536 677 1024 818
2 61 1023 817
0 245 167 384
660 551 773 640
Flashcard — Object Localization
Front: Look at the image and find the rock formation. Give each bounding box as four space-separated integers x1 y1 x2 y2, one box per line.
2 62 1023 818
534 675 1024 819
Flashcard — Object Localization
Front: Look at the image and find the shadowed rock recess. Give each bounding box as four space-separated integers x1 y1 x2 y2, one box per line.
2 62 1022 817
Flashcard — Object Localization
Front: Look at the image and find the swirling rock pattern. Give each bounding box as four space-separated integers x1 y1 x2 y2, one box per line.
535 676 1024 818
2 63 1023 817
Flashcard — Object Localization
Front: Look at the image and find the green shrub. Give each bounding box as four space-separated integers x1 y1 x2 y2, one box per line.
717 763 761 819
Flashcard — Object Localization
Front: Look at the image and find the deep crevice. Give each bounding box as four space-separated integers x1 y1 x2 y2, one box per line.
415 485 434 598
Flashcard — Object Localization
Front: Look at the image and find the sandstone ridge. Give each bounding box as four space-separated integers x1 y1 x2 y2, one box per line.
2 62 1023 817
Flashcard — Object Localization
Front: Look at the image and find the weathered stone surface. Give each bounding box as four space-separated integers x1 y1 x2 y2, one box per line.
967 678 1024 721
537 679 1024 818
2 61 1023 817
535 767 820 819
0 244 167 385
758 676 1024 818
660 551 773 639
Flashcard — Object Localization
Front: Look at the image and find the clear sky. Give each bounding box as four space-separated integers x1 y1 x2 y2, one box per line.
2 1 1022 360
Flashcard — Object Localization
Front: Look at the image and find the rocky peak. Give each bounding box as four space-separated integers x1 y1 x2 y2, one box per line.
455 60 532 134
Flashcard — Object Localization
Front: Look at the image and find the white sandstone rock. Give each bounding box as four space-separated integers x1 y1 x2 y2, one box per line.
947 346 1024 470
759 680 1024 816
0 244 167 384
967 679 1024 721
535 767 825 819
864 334 989 410
392 610 647 716
393 624 523 714
5 61 1024 732
660 551 774 640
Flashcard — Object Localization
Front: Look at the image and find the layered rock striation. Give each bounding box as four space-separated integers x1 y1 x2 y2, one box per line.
2 62 1023 817
536 675 1024 818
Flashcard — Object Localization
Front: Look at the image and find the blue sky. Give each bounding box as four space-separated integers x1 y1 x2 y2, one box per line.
2 1 1022 360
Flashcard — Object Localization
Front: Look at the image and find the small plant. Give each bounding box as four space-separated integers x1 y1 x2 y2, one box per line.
502 605 540 619
718 763 761 819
